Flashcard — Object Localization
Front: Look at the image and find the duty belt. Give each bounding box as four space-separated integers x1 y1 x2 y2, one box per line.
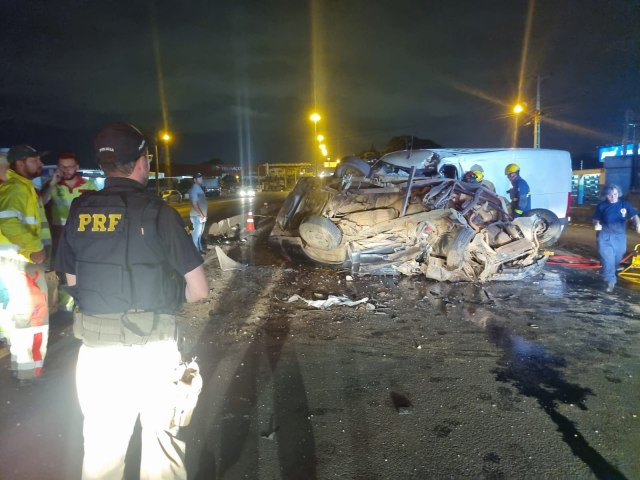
73 309 177 347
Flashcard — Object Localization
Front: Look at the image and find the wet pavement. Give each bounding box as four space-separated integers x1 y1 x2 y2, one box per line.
0 225 639 479
174 233 640 479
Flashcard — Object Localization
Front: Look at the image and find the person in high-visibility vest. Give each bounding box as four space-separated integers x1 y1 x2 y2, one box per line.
0 152 11 344
41 151 98 257
0 145 51 382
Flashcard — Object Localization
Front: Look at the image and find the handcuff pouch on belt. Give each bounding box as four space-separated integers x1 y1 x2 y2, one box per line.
73 309 177 347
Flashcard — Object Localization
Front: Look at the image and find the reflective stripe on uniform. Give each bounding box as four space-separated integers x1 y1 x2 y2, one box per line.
0 210 38 224
38 202 51 242
0 170 46 260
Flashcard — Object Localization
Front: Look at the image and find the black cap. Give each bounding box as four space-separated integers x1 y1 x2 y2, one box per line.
193 172 203 178
95 123 148 166
7 145 48 164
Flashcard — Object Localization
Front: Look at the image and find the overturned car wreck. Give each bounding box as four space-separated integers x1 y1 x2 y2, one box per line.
269 156 562 282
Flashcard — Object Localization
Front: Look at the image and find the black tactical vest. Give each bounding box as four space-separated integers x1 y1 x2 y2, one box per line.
66 187 185 315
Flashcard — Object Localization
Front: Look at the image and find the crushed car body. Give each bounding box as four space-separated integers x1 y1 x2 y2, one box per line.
269 150 563 282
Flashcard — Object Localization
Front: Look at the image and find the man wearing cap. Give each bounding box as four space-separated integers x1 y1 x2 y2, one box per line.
189 172 208 254
0 145 51 382
41 152 98 257
55 123 209 479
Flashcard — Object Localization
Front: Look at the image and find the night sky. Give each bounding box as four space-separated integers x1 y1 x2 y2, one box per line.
1 0 638 169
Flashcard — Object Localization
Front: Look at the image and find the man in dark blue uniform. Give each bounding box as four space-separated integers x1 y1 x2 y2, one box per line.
55 122 209 479
504 163 531 217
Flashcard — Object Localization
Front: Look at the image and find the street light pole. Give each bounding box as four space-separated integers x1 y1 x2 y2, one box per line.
160 131 171 177
512 103 523 148
310 113 321 176
533 75 541 149
154 143 160 195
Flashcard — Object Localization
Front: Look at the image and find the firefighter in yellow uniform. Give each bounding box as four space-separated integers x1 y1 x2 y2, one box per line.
0 145 51 382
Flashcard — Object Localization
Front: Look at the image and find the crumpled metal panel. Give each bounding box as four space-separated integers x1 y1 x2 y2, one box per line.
270 171 549 282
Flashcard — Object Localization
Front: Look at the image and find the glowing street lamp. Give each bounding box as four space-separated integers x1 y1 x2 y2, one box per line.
152 130 172 194
309 113 322 175
317 134 324 142
159 130 172 176
511 104 525 147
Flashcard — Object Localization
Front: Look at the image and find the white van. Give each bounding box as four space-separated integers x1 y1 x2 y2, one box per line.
377 148 573 228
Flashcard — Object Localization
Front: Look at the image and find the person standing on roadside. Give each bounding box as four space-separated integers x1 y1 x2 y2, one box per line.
593 184 640 293
0 145 51 382
0 152 12 346
189 172 208 254
504 163 531 217
55 123 209 479
41 152 98 256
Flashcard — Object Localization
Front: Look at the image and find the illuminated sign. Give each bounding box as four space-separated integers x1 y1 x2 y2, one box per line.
599 144 640 162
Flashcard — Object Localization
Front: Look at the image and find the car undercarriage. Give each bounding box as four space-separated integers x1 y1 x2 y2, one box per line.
270 161 561 282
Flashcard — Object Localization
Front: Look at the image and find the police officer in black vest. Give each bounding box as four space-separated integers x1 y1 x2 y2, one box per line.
55 122 209 479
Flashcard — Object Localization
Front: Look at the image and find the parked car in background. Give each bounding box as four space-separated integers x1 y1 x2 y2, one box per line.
160 189 182 203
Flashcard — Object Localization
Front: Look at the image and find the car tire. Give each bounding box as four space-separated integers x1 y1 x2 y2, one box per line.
299 215 342 251
446 227 475 269
522 208 562 248
335 157 371 178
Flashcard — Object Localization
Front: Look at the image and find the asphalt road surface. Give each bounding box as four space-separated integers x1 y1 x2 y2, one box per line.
1 211 639 479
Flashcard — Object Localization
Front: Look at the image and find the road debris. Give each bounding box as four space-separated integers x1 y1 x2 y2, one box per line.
215 246 248 271
286 294 370 310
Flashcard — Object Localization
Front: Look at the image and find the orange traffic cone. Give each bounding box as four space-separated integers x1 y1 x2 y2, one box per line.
246 211 256 232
